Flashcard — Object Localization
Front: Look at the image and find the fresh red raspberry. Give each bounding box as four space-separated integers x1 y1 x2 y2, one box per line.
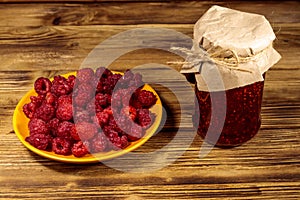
102 74 122 94
118 70 144 88
34 103 55 122
111 88 135 110
109 134 129 150
57 95 72 105
51 75 72 96
127 123 144 141
48 118 60 137
103 106 113 115
23 102 37 119
96 81 104 93
28 118 50 135
52 137 72 155
137 109 154 128
130 99 143 109
104 117 123 133
112 73 122 82
25 133 52 150
90 132 108 153
95 67 113 80
86 99 103 114
73 82 94 95
76 68 95 83
56 103 73 121
45 92 57 108
75 122 98 141
34 77 52 95
71 141 90 157
118 70 134 87
136 90 157 108
95 93 111 108
96 111 110 127
30 94 45 107
73 90 92 108
67 75 76 89
121 106 137 121
73 109 91 123
57 121 75 139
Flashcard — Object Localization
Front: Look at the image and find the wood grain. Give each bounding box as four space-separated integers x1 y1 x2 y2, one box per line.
0 1 299 199
0 1 298 27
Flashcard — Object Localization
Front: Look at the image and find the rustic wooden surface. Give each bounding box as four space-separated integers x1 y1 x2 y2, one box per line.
0 0 299 199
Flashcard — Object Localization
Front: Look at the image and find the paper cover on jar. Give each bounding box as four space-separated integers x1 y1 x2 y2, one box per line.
180 5 281 91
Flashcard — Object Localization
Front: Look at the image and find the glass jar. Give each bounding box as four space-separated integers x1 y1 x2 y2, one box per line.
195 76 265 147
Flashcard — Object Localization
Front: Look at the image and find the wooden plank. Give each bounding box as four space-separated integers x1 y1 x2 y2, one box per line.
0 127 299 199
0 24 298 73
0 1 298 27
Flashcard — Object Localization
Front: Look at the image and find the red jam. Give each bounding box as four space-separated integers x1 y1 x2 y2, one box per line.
195 78 265 147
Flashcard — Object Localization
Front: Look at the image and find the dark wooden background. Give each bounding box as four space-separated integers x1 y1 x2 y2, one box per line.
0 0 299 199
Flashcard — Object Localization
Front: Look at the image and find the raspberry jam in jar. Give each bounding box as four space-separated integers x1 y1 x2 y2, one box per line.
180 6 281 147
195 78 265 147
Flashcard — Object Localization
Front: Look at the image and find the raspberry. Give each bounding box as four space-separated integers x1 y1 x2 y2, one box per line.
74 82 94 95
30 94 45 107
28 118 50 135
73 90 92 108
51 75 72 97
95 93 111 108
23 102 37 119
90 132 108 153
25 133 52 150
111 88 134 110
56 104 73 121
86 99 102 114
48 118 60 136
118 70 144 88
52 137 72 155
121 106 137 121
71 141 90 157
136 90 157 108
34 103 55 122
76 68 95 83
130 99 143 109
118 70 134 87
96 111 110 127
102 75 120 94
57 121 75 139
57 95 72 105
95 67 113 80
137 109 153 128
104 119 120 133
75 122 98 141
96 81 104 93
73 109 91 123
127 123 144 141
67 75 76 89
109 134 129 150
34 77 52 95
45 92 57 108
102 74 122 94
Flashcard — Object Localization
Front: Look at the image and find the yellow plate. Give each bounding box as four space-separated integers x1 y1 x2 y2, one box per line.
13 71 162 164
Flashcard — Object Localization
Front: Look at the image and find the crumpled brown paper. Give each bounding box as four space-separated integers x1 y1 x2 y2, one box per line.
180 5 281 91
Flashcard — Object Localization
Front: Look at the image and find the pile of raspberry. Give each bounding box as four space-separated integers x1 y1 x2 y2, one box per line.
23 67 157 157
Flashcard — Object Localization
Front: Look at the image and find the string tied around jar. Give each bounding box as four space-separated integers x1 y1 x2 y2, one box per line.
168 43 270 73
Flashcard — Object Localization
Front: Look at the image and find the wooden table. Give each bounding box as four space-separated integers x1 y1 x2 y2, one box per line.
1 1 299 199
